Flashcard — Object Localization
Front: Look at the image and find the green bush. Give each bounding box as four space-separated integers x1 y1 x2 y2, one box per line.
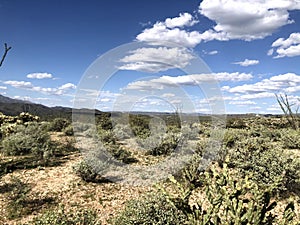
29 206 98 225
4 176 32 219
1 122 55 159
48 118 70 132
112 193 187 225
113 124 132 140
129 114 151 139
280 128 300 149
227 137 300 194
97 128 134 163
147 133 181 156
63 125 74 136
73 160 98 182
72 122 93 133
96 113 113 130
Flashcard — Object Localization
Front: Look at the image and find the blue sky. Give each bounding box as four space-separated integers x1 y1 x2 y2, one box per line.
1 0 300 114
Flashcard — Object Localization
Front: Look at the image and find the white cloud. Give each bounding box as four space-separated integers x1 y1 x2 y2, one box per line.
270 33 300 58
229 100 257 105
3 80 77 96
238 92 274 100
233 59 259 67
136 12 202 48
199 0 300 41
165 12 198 28
4 81 33 88
136 22 202 48
119 47 194 73
136 0 300 49
0 86 7 90
162 93 175 98
227 73 300 94
27 72 53 79
58 83 76 90
125 72 252 90
207 50 218 55
203 50 219 55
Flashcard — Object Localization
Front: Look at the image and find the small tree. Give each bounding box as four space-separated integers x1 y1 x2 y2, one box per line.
0 43 12 67
275 93 299 130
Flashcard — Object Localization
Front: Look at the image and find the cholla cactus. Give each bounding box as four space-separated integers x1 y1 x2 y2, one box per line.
18 112 39 123
159 163 298 225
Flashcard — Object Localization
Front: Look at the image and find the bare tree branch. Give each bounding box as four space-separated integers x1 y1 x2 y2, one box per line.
0 43 12 67
275 93 299 130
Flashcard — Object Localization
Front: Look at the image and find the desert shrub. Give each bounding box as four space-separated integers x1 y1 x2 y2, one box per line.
73 160 98 182
280 128 300 149
5 176 31 219
113 124 132 140
226 117 248 129
97 128 133 163
105 144 134 163
72 122 93 133
96 113 113 130
97 129 116 145
181 124 199 140
111 193 187 225
227 137 300 194
30 206 98 225
139 132 182 156
48 118 70 132
1 122 55 159
129 114 151 139
63 125 74 136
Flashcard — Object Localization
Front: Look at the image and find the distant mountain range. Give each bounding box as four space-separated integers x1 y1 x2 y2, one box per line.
0 94 72 119
0 94 278 120
0 94 111 120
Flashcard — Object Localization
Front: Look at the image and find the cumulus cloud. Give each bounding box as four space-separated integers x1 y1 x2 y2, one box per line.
0 86 7 90
136 0 300 48
165 13 198 28
226 73 300 94
58 83 77 90
269 33 300 58
199 0 300 41
27 72 53 79
119 47 194 73
233 59 259 67
136 12 203 48
136 23 202 48
125 72 252 90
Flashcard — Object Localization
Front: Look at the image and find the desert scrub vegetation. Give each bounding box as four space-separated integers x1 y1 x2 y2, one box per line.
1 176 55 220
158 163 298 225
111 192 187 225
1 122 55 159
97 128 133 163
112 162 299 224
222 128 300 194
0 112 78 178
27 205 99 225
47 117 70 132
